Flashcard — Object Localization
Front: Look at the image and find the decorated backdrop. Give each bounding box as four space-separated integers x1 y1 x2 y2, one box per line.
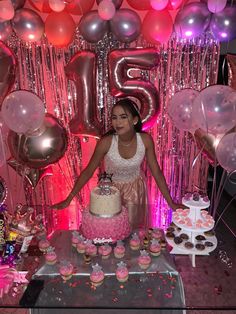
0 0 236 233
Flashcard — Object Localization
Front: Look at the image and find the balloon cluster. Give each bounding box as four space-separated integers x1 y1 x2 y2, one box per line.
0 42 68 186
0 0 236 47
168 84 236 172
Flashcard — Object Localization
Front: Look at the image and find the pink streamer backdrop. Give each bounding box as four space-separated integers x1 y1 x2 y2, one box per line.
6 32 219 231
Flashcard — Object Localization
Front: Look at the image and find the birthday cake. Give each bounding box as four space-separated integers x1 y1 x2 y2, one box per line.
172 192 214 231
81 173 131 242
90 186 121 217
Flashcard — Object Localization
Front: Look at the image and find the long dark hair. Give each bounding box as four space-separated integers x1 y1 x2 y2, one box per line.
104 98 143 136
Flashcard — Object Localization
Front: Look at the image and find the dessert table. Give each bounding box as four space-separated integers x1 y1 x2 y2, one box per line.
18 230 186 314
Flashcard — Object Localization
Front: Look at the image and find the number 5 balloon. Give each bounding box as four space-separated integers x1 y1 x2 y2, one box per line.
108 48 160 130
0 42 16 109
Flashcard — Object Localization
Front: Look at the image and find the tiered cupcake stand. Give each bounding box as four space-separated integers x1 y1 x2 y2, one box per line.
166 196 217 267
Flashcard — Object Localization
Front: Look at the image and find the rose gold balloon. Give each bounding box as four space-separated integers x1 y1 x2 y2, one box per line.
0 20 13 42
65 50 101 138
8 113 68 169
0 42 16 109
194 128 219 165
108 48 160 130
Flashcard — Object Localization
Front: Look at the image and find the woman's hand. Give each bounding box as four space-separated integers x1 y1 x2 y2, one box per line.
169 202 189 211
50 198 71 210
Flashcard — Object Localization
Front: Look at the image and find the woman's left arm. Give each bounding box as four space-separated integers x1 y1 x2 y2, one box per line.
143 133 187 210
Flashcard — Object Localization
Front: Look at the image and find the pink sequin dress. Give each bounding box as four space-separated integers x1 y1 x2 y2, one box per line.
104 133 148 230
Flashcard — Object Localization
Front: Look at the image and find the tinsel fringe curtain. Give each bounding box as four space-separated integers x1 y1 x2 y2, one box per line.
8 33 219 231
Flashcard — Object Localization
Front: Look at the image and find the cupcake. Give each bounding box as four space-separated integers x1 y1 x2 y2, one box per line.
38 238 50 252
138 250 151 270
151 228 163 240
45 246 57 265
149 239 161 257
114 240 126 259
59 261 73 281
142 236 149 249
85 240 97 257
98 244 112 259
116 261 129 283
71 231 81 248
129 233 140 250
76 237 86 254
90 263 104 287
83 254 92 265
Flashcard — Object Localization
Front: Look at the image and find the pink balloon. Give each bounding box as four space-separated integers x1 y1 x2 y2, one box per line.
216 132 236 172
168 89 199 132
2 90 45 134
207 0 227 13
150 0 168 11
0 0 15 21
192 85 236 135
98 0 116 20
142 10 173 44
45 12 76 47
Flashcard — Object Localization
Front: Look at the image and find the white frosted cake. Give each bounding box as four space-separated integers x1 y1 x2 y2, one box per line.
90 186 121 217
172 192 214 230
81 185 131 241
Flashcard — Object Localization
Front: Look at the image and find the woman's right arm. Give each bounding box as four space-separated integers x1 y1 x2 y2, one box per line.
51 136 111 209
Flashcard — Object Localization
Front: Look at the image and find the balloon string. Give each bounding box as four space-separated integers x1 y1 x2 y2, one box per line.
190 141 206 191
218 216 236 240
209 162 217 216
213 169 227 213
214 191 236 230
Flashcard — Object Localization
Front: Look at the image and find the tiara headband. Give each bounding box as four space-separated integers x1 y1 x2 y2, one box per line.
131 101 140 114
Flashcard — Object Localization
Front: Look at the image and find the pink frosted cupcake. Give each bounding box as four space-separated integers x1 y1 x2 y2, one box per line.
129 233 140 251
38 238 50 252
85 240 97 257
151 228 163 240
45 246 57 265
76 238 86 254
116 261 129 283
71 231 81 247
90 263 104 287
138 250 151 270
114 240 125 259
98 244 112 259
149 239 161 257
59 261 74 281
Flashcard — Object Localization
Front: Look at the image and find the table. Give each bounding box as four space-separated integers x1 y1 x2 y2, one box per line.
22 230 186 313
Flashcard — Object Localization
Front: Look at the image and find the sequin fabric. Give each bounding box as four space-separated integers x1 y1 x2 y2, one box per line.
104 133 148 229
104 133 145 183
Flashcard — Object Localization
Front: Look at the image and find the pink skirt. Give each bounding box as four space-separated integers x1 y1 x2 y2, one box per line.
113 175 148 230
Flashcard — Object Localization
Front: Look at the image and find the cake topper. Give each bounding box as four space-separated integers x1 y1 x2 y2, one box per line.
97 172 113 195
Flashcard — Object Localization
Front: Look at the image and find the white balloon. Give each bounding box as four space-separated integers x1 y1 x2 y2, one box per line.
0 0 15 21
150 0 168 11
48 0 65 12
98 0 116 20
207 0 227 13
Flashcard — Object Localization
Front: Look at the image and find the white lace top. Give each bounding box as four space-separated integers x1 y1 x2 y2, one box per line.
104 133 146 183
